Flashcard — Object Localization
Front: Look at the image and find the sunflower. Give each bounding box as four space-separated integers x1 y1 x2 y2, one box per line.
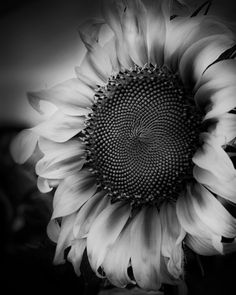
11 0 236 292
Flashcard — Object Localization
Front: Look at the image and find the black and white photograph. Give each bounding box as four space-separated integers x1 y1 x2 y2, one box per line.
1 1 236 294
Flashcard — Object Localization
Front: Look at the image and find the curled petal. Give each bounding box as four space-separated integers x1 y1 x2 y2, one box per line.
37 176 53 193
160 203 185 279
102 221 135 288
177 183 236 254
52 171 97 219
203 86 236 119
130 207 162 291
87 202 131 274
67 239 87 276
209 113 236 144
185 235 220 256
10 129 39 164
53 213 76 264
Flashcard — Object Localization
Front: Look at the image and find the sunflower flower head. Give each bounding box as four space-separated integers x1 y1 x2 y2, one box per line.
11 0 236 292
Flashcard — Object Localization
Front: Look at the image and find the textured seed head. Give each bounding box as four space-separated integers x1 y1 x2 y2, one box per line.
84 65 202 207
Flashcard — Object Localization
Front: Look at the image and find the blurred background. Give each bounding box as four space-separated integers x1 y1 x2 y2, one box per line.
0 0 236 294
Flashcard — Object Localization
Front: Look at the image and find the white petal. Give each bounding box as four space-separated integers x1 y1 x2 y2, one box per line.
192 134 236 182
144 0 166 66
36 139 85 179
165 16 233 71
203 86 236 119
67 238 86 276
52 171 97 219
101 0 134 69
102 220 135 288
193 165 236 204
76 52 108 87
37 176 53 193
32 111 86 142
103 36 120 73
53 213 76 264
160 203 185 279
130 207 162 291
10 129 39 164
176 183 236 254
79 19 113 82
179 34 233 86
47 219 60 243
87 201 131 274
185 234 220 256
195 59 236 93
73 190 109 238
176 185 215 238
191 184 236 238
210 113 236 143
164 17 202 69
120 0 148 66
28 79 94 117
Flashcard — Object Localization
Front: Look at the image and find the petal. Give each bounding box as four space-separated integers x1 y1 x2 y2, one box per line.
36 138 85 179
160 203 185 279
193 165 236 204
27 79 94 116
10 129 39 164
130 207 162 291
103 36 120 73
37 176 53 193
87 201 131 274
195 59 236 94
53 213 76 264
120 0 148 66
47 219 60 243
165 16 233 70
73 190 109 238
102 220 135 288
210 113 236 143
144 0 166 66
176 185 215 238
192 184 236 238
179 34 234 87
52 171 97 219
79 19 113 82
185 234 220 256
176 183 236 254
192 134 236 182
101 0 134 68
79 17 119 73
203 86 236 119
67 238 86 276
164 16 202 69
32 111 86 142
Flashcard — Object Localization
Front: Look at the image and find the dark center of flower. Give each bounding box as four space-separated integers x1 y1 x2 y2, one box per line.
83 65 202 207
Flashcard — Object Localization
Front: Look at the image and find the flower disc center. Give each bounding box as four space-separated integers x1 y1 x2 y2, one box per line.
84 66 201 206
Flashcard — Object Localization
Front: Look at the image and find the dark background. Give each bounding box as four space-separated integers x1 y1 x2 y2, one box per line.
1 1 236 294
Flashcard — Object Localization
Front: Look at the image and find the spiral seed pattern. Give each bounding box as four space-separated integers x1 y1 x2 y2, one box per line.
83 66 201 206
